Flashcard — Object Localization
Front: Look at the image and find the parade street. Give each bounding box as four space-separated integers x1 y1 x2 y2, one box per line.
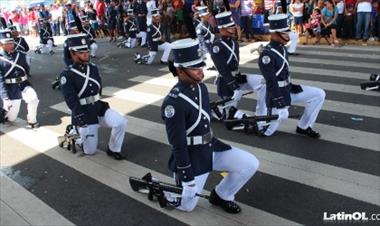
1 37 380 225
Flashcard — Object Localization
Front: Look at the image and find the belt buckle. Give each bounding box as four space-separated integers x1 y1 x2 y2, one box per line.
193 136 202 145
88 96 95 104
15 77 22 83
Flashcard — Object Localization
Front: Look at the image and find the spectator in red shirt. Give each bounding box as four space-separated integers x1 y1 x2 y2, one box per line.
173 0 185 37
10 10 21 31
96 0 106 25
343 0 356 38
27 8 38 36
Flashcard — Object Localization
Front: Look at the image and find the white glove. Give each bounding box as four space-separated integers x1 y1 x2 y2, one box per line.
181 181 198 199
232 89 243 101
2 99 12 111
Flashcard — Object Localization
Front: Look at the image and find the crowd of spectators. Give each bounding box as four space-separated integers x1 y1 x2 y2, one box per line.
0 0 379 45
288 0 380 45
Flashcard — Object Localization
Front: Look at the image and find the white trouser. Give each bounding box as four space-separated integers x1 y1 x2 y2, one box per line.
26 54 32 66
125 37 137 48
146 16 152 27
287 31 298 54
222 74 267 119
239 74 267 116
137 31 147 46
203 52 215 69
264 85 326 136
145 51 156 64
39 39 53 53
77 108 128 155
158 42 171 62
145 42 171 64
90 42 98 57
4 86 39 123
177 146 259 212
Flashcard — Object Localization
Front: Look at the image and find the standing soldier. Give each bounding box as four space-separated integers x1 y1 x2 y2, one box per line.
258 14 325 137
0 30 39 128
64 2 83 33
134 8 171 65
209 11 267 123
59 35 128 159
195 6 216 70
81 15 98 58
133 0 148 47
161 38 259 213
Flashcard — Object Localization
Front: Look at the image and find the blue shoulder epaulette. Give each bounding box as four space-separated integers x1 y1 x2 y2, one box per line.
168 87 180 98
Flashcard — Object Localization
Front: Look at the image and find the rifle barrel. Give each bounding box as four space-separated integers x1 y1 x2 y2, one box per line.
210 91 254 107
224 114 279 123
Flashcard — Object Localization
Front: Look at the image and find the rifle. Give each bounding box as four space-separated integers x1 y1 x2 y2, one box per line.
58 124 81 153
209 91 254 120
360 81 380 91
224 114 279 133
250 44 264 54
360 73 380 91
51 76 60 90
129 173 209 208
224 114 300 133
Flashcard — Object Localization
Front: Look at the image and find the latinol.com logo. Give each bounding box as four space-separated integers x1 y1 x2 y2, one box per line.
323 212 380 222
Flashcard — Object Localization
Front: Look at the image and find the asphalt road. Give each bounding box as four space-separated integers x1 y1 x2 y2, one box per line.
1 37 380 226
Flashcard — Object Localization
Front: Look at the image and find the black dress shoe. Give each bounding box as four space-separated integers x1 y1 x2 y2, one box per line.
288 52 299 56
106 147 125 160
296 126 320 138
160 60 168 65
26 122 40 129
209 189 241 214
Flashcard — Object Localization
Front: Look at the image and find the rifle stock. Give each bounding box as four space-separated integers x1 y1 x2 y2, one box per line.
360 81 380 91
58 124 81 153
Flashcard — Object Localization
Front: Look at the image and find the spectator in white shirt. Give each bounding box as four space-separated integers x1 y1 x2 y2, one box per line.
290 0 304 34
355 0 372 43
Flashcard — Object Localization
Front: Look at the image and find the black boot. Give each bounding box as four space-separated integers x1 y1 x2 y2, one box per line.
209 189 241 214
296 126 320 138
107 146 125 160
26 122 40 129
